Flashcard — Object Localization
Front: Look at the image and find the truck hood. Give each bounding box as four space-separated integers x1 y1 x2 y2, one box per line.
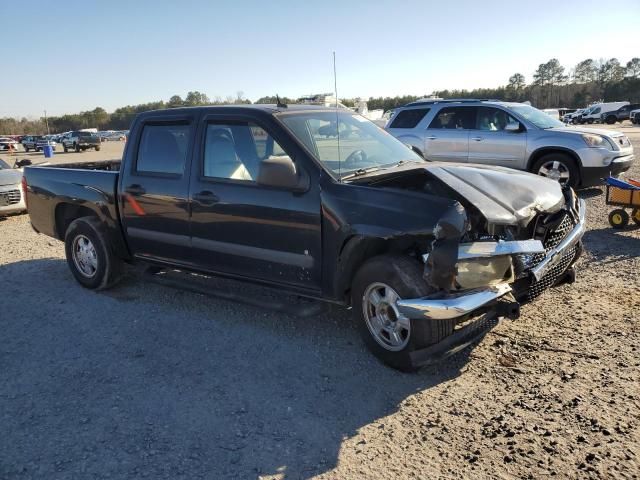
355 162 565 227
425 163 564 226
0 169 22 187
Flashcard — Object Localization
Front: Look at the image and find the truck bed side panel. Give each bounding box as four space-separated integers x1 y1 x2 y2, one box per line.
24 166 130 258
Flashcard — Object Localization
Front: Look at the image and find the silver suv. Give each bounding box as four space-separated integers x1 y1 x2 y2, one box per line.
385 99 634 188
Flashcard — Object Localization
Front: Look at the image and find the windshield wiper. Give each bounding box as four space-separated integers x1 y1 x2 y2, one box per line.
340 166 381 180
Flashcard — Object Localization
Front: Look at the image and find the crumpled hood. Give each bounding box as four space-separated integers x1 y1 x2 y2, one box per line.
425 163 564 227
0 169 22 187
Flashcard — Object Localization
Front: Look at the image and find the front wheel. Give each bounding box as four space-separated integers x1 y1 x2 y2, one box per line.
64 216 123 290
351 254 455 371
532 153 580 188
63 144 68 152
95 145 101 151
75 143 80 153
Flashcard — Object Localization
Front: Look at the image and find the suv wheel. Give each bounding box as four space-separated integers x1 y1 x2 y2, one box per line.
74 142 80 153
606 116 616 125
351 254 455 371
532 153 579 188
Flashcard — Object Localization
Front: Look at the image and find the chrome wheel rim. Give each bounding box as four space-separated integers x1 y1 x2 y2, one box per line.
362 282 410 351
538 160 570 185
72 234 98 278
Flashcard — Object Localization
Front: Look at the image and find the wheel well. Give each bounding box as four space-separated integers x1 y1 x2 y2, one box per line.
335 235 428 304
54 204 97 240
527 148 581 172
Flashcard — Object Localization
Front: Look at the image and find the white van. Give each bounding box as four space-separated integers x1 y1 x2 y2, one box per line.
580 102 629 124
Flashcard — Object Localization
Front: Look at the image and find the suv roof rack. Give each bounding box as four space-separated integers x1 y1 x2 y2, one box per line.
404 98 500 107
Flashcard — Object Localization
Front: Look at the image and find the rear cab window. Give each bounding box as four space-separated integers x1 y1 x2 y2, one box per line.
428 107 477 129
136 123 191 175
388 108 430 129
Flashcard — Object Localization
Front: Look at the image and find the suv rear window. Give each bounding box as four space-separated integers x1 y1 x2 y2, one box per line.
428 107 477 129
136 123 190 175
77 131 92 137
388 108 430 129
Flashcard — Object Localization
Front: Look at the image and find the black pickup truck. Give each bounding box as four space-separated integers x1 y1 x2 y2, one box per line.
23 105 586 370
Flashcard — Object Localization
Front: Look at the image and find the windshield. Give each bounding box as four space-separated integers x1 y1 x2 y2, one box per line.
278 111 424 178
511 105 564 129
0 158 10 169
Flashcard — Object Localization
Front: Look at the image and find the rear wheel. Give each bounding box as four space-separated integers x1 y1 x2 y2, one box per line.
24 146 29 152
63 144 68 152
532 153 580 188
631 208 640 226
64 216 123 290
608 209 629 229
95 145 101 151
352 254 455 371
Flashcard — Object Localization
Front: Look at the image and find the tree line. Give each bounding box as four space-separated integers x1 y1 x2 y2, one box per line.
2 57 638 135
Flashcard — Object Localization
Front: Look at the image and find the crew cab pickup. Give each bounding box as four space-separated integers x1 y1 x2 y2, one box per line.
23 105 586 371
60 131 101 152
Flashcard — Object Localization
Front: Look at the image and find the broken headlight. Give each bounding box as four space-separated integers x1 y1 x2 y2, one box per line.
455 256 514 290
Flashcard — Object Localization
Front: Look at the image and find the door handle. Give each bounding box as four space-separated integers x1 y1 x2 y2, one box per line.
194 190 219 205
471 137 484 141
125 184 146 195
426 136 437 140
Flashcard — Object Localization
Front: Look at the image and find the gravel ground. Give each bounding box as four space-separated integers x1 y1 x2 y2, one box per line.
1 126 639 479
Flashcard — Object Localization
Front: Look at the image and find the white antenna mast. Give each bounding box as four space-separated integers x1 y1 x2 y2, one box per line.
333 51 341 182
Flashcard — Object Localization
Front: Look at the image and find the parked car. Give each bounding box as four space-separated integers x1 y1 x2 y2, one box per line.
563 108 586 124
0 137 20 151
36 138 57 151
21 135 44 152
23 105 586 371
385 99 634 188
579 102 630 124
61 131 101 152
0 158 26 216
630 109 640 124
600 104 640 124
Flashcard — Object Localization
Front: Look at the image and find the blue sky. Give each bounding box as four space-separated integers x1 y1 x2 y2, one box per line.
2 0 638 117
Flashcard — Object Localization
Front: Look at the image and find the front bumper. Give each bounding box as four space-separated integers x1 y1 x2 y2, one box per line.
580 155 634 186
0 184 26 216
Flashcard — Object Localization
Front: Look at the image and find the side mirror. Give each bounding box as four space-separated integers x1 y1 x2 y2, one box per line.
505 122 521 132
15 159 32 168
257 156 309 192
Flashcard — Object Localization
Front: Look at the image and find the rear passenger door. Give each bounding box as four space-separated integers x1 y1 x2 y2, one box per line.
424 106 476 162
119 114 197 264
467 107 527 168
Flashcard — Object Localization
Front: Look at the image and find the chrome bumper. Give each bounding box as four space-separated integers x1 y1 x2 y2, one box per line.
531 198 586 281
397 283 512 321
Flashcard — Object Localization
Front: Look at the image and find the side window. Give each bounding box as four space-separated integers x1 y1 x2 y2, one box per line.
388 108 430 129
592 107 600 114
476 107 519 131
428 107 476 129
203 122 288 182
136 123 190 175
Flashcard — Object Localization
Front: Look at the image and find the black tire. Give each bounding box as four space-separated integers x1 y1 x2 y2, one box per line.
608 209 629 229
632 208 640 226
24 146 29 152
606 116 616 125
587 119 594 124
531 153 580 188
74 142 80 153
63 144 68 152
64 216 123 290
351 254 455 371
95 145 101 151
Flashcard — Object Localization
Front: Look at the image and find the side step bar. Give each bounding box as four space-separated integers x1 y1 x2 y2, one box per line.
144 268 329 318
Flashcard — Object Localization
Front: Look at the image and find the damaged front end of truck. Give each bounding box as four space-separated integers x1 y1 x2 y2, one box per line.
344 163 586 366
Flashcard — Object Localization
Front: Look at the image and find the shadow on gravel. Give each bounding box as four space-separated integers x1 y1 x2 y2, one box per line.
583 226 640 262
0 257 477 479
577 187 603 199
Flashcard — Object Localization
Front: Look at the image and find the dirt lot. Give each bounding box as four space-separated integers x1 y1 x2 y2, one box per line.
1 126 639 479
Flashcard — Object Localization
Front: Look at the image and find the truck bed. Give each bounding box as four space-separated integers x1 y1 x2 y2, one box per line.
24 162 121 241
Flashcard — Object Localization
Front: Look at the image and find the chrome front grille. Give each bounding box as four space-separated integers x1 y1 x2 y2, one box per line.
526 212 578 300
0 189 21 206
